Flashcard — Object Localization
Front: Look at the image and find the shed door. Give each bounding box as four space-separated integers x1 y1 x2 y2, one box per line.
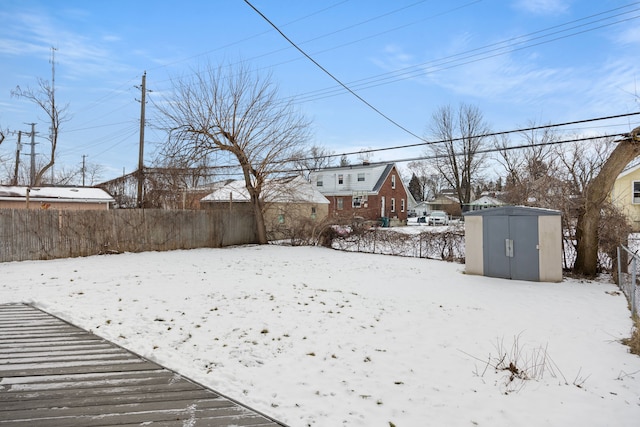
483 215 539 281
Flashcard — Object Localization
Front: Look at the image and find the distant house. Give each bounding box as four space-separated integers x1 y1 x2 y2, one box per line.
464 195 506 212
611 162 640 231
200 176 329 237
426 194 462 217
308 163 411 225
413 201 431 217
0 186 115 210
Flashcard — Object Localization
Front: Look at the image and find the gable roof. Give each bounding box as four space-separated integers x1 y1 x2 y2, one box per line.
466 195 506 207
201 176 329 204
309 162 406 196
0 186 115 203
617 161 640 179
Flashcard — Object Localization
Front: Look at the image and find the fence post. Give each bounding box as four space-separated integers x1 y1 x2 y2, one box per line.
632 256 637 317
617 246 622 287
632 255 637 316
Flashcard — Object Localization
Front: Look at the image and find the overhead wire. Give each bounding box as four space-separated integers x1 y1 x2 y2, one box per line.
22 2 638 174
142 112 639 178
243 0 426 141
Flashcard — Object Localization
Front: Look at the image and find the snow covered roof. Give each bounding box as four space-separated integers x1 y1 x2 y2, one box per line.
201 176 329 204
0 186 115 203
464 206 561 216
467 195 505 206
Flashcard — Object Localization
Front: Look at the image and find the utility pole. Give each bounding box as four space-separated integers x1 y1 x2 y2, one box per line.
82 155 87 186
28 123 37 187
49 47 57 185
136 71 148 208
13 131 22 186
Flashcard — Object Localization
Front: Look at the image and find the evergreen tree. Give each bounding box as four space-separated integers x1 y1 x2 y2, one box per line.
408 173 422 201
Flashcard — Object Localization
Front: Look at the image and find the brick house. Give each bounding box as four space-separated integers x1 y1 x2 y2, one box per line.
309 163 411 224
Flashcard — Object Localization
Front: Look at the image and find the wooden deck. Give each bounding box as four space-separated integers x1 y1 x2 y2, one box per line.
0 304 287 426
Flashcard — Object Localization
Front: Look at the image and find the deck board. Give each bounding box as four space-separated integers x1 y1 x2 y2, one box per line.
0 304 287 427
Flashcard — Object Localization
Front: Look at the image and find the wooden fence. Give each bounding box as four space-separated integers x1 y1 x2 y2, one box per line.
0 209 257 263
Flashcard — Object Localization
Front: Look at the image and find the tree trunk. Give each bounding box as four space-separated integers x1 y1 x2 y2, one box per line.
573 127 640 276
250 193 268 244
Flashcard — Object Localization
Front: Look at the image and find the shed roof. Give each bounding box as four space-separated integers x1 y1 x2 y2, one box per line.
463 206 561 217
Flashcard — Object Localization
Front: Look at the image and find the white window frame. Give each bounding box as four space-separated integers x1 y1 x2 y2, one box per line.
391 198 396 212
357 173 365 182
633 181 640 204
338 174 344 185
317 175 323 187
401 198 405 212
337 198 344 210
391 175 396 189
352 191 368 208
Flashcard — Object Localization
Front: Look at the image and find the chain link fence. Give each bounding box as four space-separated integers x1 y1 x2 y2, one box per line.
330 225 465 262
617 245 640 316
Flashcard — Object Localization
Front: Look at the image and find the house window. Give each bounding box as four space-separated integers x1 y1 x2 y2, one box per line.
391 198 396 212
352 192 368 208
317 175 323 187
401 199 405 212
337 198 344 210
634 181 640 204
357 173 365 182
278 214 285 224
338 174 344 185
391 175 396 189
311 206 317 219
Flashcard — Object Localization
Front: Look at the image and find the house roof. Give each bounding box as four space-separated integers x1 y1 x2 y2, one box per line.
309 162 409 197
201 176 329 204
466 195 506 206
0 186 115 203
617 161 640 179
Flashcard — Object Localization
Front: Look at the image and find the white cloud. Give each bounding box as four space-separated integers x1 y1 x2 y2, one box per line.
615 26 640 45
512 0 570 15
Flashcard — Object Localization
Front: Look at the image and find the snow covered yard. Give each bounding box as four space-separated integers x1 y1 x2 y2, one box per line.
0 245 638 427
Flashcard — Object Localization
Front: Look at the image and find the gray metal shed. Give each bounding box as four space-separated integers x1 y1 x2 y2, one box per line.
463 206 562 282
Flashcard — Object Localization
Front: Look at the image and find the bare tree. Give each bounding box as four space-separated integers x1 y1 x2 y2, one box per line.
407 160 440 201
294 144 335 178
494 125 559 205
427 103 490 205
156 62 311 244
572 127 640 276
357 148 374 164
11 78 69 186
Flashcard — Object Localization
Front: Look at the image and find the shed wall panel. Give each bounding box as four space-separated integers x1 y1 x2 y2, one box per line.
464 216 484 275
538 215 563 282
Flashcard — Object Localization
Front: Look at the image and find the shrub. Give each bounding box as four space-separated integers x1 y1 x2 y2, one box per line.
622 315 640 356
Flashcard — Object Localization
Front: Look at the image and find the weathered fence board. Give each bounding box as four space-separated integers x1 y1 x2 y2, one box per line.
0 209 257 262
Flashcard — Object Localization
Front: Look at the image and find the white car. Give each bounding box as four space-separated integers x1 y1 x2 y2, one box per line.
427 211 449 226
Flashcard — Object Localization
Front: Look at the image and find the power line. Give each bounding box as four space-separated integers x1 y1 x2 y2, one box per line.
293 111 640 162
291 5 640 102
145 114 638 178
243 0 425 142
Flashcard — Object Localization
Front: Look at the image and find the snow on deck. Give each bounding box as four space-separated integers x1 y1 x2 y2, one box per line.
0 304 287 426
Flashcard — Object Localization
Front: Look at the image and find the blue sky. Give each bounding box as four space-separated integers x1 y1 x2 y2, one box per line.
1 0 639 183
